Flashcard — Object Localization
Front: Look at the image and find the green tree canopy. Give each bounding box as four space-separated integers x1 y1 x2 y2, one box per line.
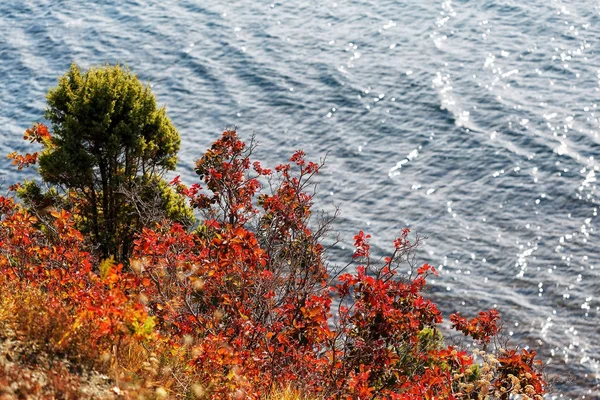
25 63 192 261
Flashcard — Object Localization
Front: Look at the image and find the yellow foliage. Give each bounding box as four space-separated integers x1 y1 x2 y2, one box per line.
99 255 116 279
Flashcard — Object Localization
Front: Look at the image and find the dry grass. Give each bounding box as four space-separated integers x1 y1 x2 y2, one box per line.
0 288 116 399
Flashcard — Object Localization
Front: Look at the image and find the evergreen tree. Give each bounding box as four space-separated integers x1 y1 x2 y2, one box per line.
23 63 192 261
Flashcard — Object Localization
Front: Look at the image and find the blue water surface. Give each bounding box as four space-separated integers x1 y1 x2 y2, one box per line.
1 1 599 397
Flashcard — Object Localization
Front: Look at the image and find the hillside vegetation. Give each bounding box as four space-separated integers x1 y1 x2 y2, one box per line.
0 64 545 400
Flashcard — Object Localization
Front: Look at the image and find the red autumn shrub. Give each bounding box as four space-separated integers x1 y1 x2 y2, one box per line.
133 132 332 396
450 309 501 345
0 128 546 399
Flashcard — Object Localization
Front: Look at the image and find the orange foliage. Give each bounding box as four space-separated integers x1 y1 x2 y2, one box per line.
0 130 546 399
